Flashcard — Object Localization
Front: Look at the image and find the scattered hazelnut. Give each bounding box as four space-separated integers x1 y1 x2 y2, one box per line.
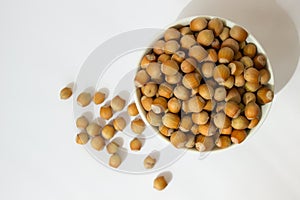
93 91 106 105
86 123 101 137
101 124 115 140
130 138 142 151
153 176 168 191
113 117 126 131
100 105 113 120
60 87 72 99
77 92 91 107
131 118 146 134
106 141 119 154
109 153 122 168
91 136 105 151
111 95 126 112
127 103 139 116
76 116 89 129
75 132 89 145
144 155 156 169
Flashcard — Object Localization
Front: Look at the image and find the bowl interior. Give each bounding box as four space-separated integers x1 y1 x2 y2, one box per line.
134 15 274 152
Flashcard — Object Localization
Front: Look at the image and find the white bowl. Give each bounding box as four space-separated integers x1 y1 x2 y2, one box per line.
134 16 274 152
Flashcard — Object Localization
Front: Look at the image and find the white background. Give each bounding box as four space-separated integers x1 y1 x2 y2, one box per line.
1 0 300 199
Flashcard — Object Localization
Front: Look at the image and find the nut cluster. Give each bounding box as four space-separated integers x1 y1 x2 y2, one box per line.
135 17 274 151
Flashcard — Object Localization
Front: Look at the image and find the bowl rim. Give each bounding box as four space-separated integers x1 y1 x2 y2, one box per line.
134 15 275 153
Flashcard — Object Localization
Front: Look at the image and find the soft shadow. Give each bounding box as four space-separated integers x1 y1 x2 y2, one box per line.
177 0 300 93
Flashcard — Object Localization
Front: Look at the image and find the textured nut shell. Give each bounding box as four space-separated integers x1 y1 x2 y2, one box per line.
100 105 113 120
86 123 101 137
91 136 105 151
113 117 126 131
76 132 89 145
170 131 187 148
60 87 72 99
77 92 91 107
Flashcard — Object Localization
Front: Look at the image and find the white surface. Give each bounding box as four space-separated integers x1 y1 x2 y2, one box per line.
0 0 300 199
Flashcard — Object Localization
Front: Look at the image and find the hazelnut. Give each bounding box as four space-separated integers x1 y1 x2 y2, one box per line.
173 85 190 100
192 111 209 125
208 18 224 36
164 40 180 54
213 64 230 83
180 26 192 35
244 67 260 83
76 116 89 129
206 48 218 62
243 92 256 104
170 131 187 148
141 96 153 111
187 96 206 113
93 91 106 105
185 133 196 148
106 141 119 154
158 82 173 99
131 118 146 134
245 102 260 120
153 40 165 55
181 58 197 73
198 84 214 100
179 115 193 132
164 28 181 41
75 132 89 145
189 45 208 62
259 69 271 85
219 27 230 41
225 88 241 103
190 17 208 31
180 35 197 49
159 125 174 137
130 138 142 151
195 135 215 152
231 129 247 144
111 95 126 112
162 113 180 129
60 87 72 99
135 70 150 88
225 101 241 118
165 73 182 85
167 97 181 114
218 47 234 63
197 29 214 46
158 54 171 63
229 25 248 42
182 73 201 89
146 111 162 127
214 87 227 101
77 92 91 107
243 43 257 58
172 51 186 63
113 117 126 131
201 62 215 78
257 87 274 104
146 62 161 80
231 116 249 130
109 153 122 168
140 54 156 69
161 60 179 76
151 97 167 114
141 82 158 98
235 74 246 87
101 124 115 140
203 99 215 111
153 176 168 191
144 155 156 169
127 103 139 116
91 136 105 151
240 56 254 68
245 81 261 92
86 123 101 137
220 126 232 135
254 54 267 69
213 112 231 129
221 38 239 53
100 105 113 120
191 124 200 135
215 136 231 149
228 61 244 76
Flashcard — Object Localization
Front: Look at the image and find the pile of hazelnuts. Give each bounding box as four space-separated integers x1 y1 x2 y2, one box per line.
134 17 274 151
